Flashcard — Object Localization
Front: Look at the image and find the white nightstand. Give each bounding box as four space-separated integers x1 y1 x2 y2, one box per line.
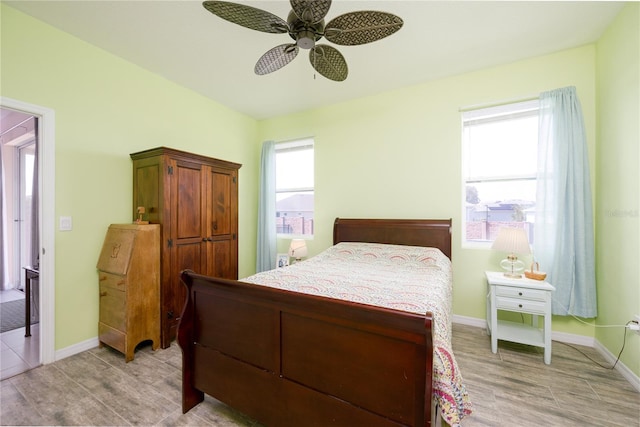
485 271 555 364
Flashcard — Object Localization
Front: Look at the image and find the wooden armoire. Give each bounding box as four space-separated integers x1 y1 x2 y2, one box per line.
130 147 241 348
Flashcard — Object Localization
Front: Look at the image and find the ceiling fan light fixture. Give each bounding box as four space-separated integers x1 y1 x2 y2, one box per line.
297 30 316 49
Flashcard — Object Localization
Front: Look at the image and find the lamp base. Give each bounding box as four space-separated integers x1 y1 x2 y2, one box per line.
503 272 523 279
500 256 525 279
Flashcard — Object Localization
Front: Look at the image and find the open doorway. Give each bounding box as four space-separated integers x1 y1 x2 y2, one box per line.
0 108 40 379
0 98 55 379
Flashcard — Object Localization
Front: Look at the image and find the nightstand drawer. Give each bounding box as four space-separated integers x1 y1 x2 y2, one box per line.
495 285 546 301
496 296 546 315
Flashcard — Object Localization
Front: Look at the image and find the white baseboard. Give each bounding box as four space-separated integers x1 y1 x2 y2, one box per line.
550 329 595 347
54 336 99 362
452 315 640 392
593 339 640 392
452 314 486 328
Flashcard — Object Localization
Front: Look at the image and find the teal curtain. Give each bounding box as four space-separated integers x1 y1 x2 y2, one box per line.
534 86 597 317
256 141 276 273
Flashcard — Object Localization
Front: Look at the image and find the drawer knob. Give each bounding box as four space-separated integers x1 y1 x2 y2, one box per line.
518 304 523 308
518 292 523 296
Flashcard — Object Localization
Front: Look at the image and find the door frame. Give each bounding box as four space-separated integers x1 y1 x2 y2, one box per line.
1 96 55 364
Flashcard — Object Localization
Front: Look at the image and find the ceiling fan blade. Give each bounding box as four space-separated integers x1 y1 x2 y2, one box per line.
290 0 332 24
324 11 403 46
203 1 289 34
255 44 299 75
309 44 347 82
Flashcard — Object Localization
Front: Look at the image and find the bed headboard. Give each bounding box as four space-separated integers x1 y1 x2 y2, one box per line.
333 218 452 260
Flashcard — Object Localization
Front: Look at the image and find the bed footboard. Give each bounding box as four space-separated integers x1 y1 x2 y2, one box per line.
178 270 434 426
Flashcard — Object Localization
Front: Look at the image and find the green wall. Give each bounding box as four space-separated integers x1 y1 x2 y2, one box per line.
3 2 638 378
595 3 640 377
259 44 599 338
1 4 260 350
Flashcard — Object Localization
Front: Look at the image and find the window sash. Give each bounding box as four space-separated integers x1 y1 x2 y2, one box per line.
466 175 536 184
275 138 314 237
462 100 539 245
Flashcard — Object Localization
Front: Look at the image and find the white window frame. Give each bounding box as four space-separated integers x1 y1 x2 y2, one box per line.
275 138 314 239
461 100 539 249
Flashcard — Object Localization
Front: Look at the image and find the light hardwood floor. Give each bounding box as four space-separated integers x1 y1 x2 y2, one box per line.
1 323 638 426
451 324 639 426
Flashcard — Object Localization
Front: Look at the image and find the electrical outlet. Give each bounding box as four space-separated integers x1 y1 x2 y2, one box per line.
631 315 640 335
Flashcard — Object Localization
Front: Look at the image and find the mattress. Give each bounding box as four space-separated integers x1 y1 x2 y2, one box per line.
242 242 473 425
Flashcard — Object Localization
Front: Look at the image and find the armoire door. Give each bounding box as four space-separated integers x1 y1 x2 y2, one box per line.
167 158 206 339
203 166 238 279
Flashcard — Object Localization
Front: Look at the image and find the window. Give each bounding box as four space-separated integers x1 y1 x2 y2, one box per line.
462 100 539 245
275 138 314 237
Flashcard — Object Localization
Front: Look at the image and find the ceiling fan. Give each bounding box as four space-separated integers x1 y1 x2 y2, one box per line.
202 0 404 82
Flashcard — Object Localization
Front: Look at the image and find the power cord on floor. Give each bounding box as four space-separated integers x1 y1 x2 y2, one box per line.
517 296 635 369
553 323 630 370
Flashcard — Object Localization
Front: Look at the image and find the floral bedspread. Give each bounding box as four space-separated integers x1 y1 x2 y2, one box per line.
242 242 473 426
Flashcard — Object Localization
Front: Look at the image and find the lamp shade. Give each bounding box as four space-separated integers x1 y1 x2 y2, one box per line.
491 227 531 255
288 239 308 259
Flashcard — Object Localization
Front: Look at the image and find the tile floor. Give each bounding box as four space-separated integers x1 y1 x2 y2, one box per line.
452 324 640 426
0 289 40 381
1 339 258 426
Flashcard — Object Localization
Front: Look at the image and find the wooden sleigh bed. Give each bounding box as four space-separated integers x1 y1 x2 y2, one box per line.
178 218 460 427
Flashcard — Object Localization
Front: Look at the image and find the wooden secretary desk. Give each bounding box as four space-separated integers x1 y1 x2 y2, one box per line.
97 224 160 361
130 147 241 348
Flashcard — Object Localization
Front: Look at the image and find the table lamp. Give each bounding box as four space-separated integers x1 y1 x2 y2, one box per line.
288 239 308 263
491 227 530 278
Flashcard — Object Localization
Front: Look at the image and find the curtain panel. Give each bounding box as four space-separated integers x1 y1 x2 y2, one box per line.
534 86 597 317
256 141 276 273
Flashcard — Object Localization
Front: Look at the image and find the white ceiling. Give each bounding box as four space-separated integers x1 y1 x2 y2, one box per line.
6 1 626 120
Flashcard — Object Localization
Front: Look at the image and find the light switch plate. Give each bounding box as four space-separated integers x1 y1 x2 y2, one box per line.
59 216 72 231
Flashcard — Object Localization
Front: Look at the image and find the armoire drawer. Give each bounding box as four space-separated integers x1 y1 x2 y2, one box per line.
495 285 546 301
